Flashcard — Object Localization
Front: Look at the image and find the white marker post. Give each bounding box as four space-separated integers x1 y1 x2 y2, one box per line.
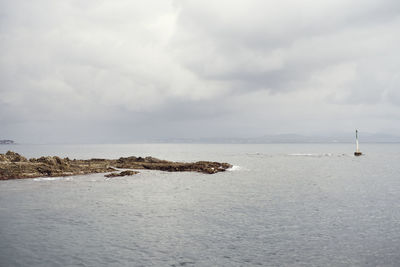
354 130 362 156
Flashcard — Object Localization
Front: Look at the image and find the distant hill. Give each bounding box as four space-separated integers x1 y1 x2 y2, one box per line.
148 133 400 144
0 140 15 144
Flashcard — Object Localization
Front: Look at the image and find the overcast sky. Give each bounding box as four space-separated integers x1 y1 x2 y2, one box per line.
1 0 400 143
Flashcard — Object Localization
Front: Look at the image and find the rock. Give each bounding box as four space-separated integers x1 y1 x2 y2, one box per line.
0 154 8 162
4 151 27 162
37 156 57 165
116 156 137 164
0 151 232 180
104 170 139 178
144 156 168 163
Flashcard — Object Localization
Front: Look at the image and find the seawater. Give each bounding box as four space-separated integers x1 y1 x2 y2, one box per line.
1 143 400 266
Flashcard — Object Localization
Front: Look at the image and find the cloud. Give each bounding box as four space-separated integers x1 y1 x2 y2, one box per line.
172 0 400 93
1 0 400 142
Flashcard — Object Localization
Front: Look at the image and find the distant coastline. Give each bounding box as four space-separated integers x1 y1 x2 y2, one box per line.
0 140 15 145
147 133 400 144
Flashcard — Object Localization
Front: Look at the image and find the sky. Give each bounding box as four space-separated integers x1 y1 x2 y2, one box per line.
1 0 400 143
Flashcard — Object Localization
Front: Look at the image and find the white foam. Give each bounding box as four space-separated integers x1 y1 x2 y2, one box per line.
33 177 72 181
227 165 242 171
288 153 333 157
288 153 315 156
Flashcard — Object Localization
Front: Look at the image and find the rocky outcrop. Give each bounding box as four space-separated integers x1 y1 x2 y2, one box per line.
104 170 139 178
0 152 116 179
1 151 28 162
111 156 231 174
0 151 232 180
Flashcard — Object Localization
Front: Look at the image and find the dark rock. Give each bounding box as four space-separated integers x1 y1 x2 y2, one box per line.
104 170 139 178
0 151 231 180
4 151 27 162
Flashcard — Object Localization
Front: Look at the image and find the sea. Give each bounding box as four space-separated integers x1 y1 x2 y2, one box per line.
1 143 400 266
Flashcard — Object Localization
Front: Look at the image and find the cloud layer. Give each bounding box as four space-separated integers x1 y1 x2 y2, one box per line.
1 0 400 143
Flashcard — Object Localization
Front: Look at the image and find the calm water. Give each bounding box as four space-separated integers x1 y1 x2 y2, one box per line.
1 143 400 266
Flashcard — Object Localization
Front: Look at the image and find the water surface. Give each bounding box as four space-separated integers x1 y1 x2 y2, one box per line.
1 144 400 266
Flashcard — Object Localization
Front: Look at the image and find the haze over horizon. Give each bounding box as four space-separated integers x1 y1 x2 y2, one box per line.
1 0 400 143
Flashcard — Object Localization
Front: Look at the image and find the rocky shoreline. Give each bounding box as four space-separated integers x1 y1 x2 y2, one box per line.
0 151 232 180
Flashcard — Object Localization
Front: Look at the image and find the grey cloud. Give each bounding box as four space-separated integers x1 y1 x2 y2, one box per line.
1 0 400 143
172 0 400 95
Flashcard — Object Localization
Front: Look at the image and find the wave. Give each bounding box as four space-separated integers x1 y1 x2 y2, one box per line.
287 153 333 157
227 165 242 171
